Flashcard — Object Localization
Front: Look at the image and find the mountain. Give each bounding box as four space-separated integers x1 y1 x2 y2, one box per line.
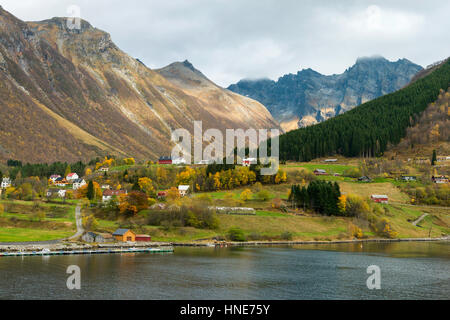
0 7 279 163
276 58 450 162
228 56 423 131
156 60 279 132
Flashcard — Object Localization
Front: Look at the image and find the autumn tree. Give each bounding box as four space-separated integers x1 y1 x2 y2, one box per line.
118 191 149 218
138 177 155 196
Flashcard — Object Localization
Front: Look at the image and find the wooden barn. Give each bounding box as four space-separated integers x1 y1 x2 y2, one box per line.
113 229 136 242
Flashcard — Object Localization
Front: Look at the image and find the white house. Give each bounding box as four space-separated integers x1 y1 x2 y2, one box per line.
72 179 87 190
325 159 338 163
49 175 61 183
173 157 187 165
197 159 213 165
371 195 389 204
178 185 190 197
99 167 110 172
46 189 66 198
101 184 111 190
66 173 79 181
242 158 257 167
1 177 11 189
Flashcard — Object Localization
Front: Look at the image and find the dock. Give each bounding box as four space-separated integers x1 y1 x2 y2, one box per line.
0 247 174 257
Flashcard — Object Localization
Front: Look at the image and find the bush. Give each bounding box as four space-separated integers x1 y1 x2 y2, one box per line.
227 227 246 242
280 231 293 241
343 168 362 178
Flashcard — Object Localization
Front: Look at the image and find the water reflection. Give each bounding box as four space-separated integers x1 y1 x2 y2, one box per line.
0 242 448 300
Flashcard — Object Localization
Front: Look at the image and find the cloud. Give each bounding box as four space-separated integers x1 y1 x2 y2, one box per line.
327 5 425 39
1 0 449 86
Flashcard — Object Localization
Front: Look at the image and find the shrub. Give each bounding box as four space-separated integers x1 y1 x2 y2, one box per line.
227 227 246 242
280 231 293 241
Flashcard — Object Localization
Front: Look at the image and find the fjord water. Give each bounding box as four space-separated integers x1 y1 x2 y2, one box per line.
0 242 448 300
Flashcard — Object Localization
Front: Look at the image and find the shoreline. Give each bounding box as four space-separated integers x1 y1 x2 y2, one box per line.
0 236 448 253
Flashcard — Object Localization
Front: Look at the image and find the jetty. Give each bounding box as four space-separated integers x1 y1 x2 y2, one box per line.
0 247 174 257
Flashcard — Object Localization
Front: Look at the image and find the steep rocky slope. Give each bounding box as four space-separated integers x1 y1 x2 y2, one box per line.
0 7 279 163
228 56 423 131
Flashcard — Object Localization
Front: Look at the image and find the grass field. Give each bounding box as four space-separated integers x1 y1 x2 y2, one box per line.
0 227 73 242
0 200 77 242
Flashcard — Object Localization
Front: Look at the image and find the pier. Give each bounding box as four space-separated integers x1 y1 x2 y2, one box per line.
0 247 174 257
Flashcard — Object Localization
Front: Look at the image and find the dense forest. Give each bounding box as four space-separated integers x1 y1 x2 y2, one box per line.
278 59 450 161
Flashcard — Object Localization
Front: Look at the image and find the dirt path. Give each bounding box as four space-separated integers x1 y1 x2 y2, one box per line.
68 204 83 240
412 213 429 227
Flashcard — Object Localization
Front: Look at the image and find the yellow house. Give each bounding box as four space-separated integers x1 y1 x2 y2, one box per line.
112 229 136 242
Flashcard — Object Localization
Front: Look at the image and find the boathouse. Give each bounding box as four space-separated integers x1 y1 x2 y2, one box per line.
113 229 136 242
135 235 152 242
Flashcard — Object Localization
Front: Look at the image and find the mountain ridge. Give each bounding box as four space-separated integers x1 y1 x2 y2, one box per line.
228 56 423 131
0 7 279 163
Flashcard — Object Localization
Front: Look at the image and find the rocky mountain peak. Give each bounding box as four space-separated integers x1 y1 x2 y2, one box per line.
228 56 423 132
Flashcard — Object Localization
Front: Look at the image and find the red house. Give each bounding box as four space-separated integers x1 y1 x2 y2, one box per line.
158 156 172 165
157 191 168 199
135 235 152 242
371 195 389 204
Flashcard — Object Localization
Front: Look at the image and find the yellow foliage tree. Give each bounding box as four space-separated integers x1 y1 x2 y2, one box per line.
240 189 253 201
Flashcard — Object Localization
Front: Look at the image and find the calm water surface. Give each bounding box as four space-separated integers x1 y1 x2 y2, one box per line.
0 242 449 300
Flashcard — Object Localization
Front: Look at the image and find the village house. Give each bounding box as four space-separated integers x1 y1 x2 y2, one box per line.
101 184 111 190
99 167 110 172
371 195 389 204
401 176 417 182
157 191 168 199
172 157 187 165
46 188 66 198
82 232 113 243
432 176 449 184
1 177 11 188
113 229 136 242
54 177 69 187
437 156 450 163
158 156 172 165
66 173 79 182
102 189 127 202
49 175 61 183
242 158 257 167
178 185 190 197
72 178 87 190
314 169 328 176
197 159 213 165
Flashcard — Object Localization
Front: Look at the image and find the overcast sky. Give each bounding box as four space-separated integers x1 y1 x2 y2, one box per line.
1 0 449 86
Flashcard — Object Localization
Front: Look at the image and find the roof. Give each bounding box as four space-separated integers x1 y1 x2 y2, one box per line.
113 229 133 236
178 185 190 191
73 179 85 183
371 195 389 199
159 156 172 161
136 234 151 238
50 175 61 178
103 189 127 196
315 169 327 173
67 173 78 177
